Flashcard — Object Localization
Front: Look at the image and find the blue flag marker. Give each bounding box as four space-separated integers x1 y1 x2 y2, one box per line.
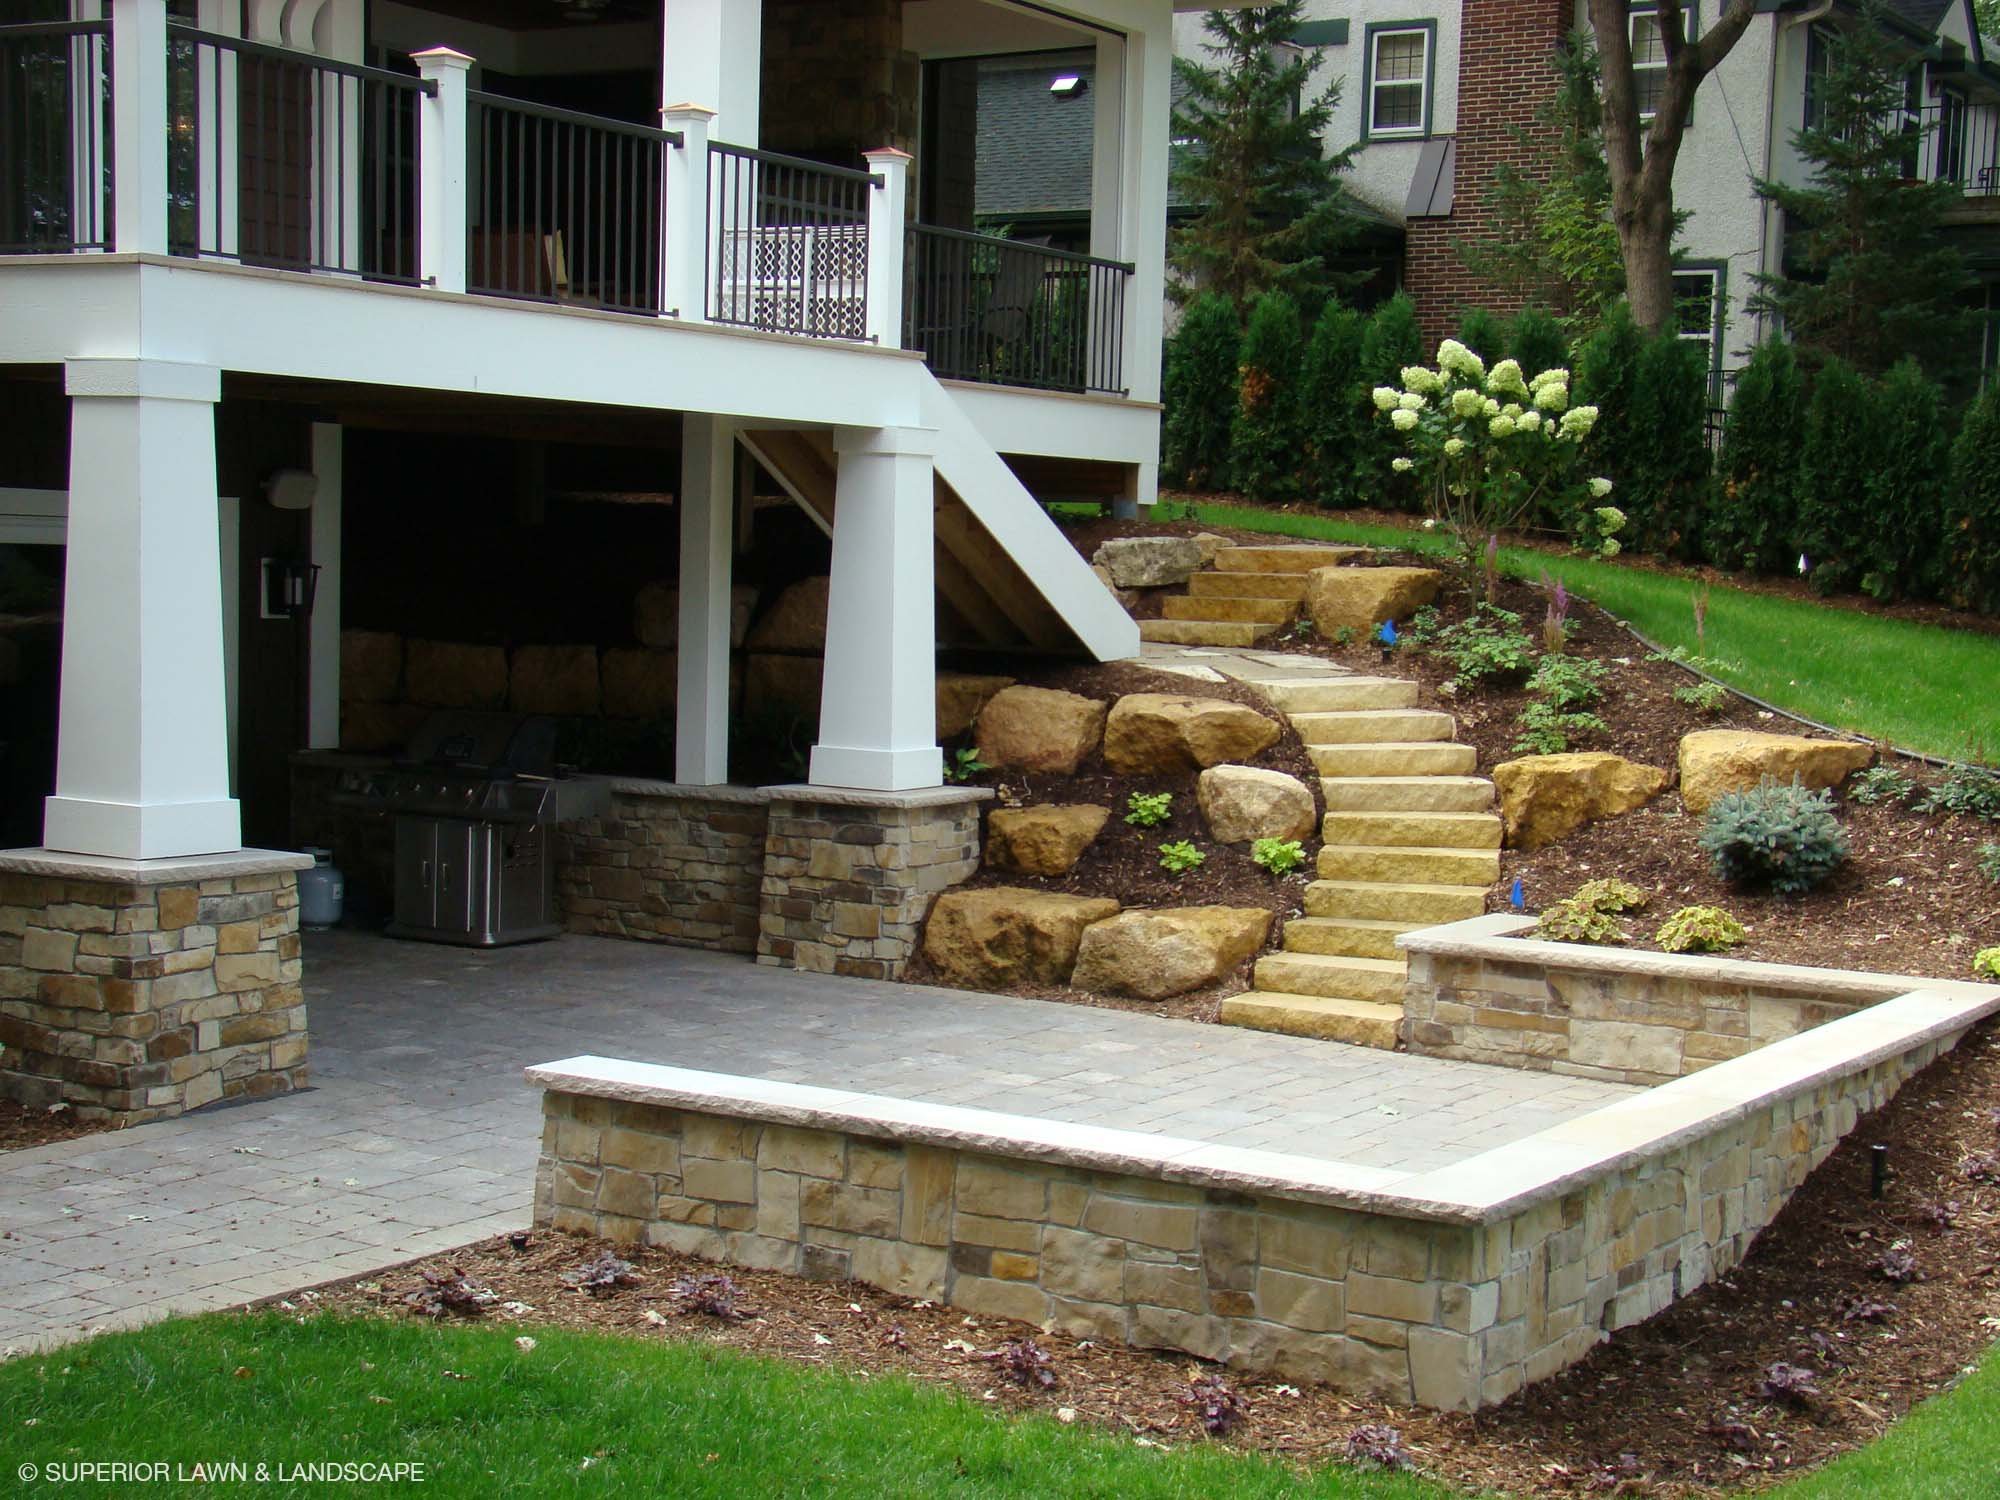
1509 876 1525 911
1377 619 1398 647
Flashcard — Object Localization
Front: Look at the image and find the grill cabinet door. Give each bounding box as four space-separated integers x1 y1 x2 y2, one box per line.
393 817 440 931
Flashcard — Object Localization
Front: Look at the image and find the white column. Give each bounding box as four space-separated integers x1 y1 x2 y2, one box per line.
810 426 940 792
1119 21 1172 406
661 0 762 148
1089 34 1125 265
46 359 240 859
109 0 169 255
863 147 910 349
414 48 472 294
675 414 734 785
306 422 342 750
661 103 714 322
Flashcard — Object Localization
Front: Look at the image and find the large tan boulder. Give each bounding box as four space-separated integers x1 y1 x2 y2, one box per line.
1197 765 1316 844
340 629 402 704
1191 532 1230 567
1071 907 1274 1000
1492 753 1667 850
745 576 831 654
1678 730 1874 815
601 647 677 720
1093 536 1204 588
511 645 600 716
976 686 1108 774
1103 694 1281 774
633 581 759 651
745 653 824 721
1304 566 1443 632
922 888 1121 990
985 804 1110 877
405 639 508 709
937 672 1016 741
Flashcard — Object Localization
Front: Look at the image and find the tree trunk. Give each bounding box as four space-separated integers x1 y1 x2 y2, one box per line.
1619 193 1678 335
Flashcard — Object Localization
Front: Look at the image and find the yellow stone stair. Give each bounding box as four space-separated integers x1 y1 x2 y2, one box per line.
1137 543 1364 647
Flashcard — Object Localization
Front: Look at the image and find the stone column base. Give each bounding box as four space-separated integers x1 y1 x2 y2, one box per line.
0 848 313 1123
756 785 989 980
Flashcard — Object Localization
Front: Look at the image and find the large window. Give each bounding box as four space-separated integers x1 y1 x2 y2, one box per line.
1631 12 1669 118
1674 265 1725 396
1366 25 1431 138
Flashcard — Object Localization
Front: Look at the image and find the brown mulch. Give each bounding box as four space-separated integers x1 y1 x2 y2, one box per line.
302 1018 2000 1495
0 1098 113 1153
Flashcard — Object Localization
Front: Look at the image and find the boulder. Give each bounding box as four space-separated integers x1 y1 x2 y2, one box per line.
1197 765 1316 844
339 629 402 704
1304 566 1444 632
1092 536 1204 589
510 644 601 716
1191 532 1230 567
1071 907 1274 1000
633 582 759 651
1103 693 1281 775
922 887 1121 990
405 639 508 709
1678 730 1875 815
601 646 677 720
1091 563 1137 610
937 672 1016 741
745 653 824 722
1491 753 1668 850
985 804 1111 877
975 686 1108 774
745 576 831 653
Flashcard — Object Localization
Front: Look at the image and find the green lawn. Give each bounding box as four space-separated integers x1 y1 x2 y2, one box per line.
3 1313 1994 1498
1168 503 2000 765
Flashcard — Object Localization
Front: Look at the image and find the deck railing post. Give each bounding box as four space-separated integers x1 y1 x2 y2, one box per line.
661 102 714 321
414 47 471 294
108 0 168 254
862 147 909 349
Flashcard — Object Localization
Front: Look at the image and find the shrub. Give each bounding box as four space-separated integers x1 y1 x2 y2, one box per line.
1429 605 1537 689
1707 339 1805 575
1674 681 1728 714
1978 843 2000 883
1512 702 1609 755
1358 294 1425 509
1917 766 2000 820
1798 360 1879 595
1944 377 2000 614
1656 904 1748 953
1251 838 1306 876
1846 765 1919 806
1621 333 1712 558
1699 777 1850 895
1534 896 1625 944
1161 292 1240 489
1525 653 1607 710
1457 306 1509 365
1865 359 1950 601
1572 877 1650 913
1124 791 1173 828
1231 291 1307 503
1158 840 1206 874
1975 947 2000 980
1573 303 1644 520
1508 305 1568 384
1300 302 1368 507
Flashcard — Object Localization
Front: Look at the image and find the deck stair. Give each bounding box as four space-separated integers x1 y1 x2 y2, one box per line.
1137 544 1364 648
1217 671 1498 1050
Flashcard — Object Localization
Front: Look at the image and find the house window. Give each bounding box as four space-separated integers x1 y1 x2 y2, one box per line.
1935 88 1968 185
1368 28 1430 136
1631 12 1669 118
1674 266 1725 391
1805 24 1833 131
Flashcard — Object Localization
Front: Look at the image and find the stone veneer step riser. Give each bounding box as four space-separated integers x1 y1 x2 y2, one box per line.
1291 711 1457 746
1161 595 1295 625
1213 546 1364 574
1320 811 1504 851
1310 743 1479 777
1252 953 1406 1005
1258 679 1419 713
1315 846 1502 886
1215 993 1402 1047
1186 572 1309 602
1320 777 1496 813
1280 917 1418 962
1138 619 1272 648
1305 880 1488 923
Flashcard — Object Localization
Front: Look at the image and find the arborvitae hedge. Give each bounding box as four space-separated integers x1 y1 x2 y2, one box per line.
1300 302 1366 507
1457 306 1509 366
1359 293 1423 387
1231 291 1307 503
1707 340 1805 574
1798 359 1878 595
1508 306 1568 382
1161 292 1240 489
1623 334 1712 558
1868 358 1950 601
1945 379 2000 614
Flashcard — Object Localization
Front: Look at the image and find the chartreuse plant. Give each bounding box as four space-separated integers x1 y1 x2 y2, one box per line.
1656 905 1748 954
1699 778 1850 896
1251 838 1306 876
1124 791 1173 829
1428 605 1536 690
1158 840 1206 875
1975 947 2000 980
1533 897 1626 945
1571 878 1649 913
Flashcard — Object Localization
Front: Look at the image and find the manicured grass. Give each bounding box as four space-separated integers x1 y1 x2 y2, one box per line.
1775 1348 2000 1499
1178 503 2000 764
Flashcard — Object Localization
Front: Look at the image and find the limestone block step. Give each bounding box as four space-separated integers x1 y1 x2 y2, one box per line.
1161 595 1294 625
1291 709 1457 745
1253 951 1405 1004
1218 991 1402 1048
1316 844 1501 885
1305 879 1487 923
1186 571 1309 602
1280 916 1418 961
1214 545 1366 574
1321 810 1504 850
1257 677 1418 714
1138 619 1271 648
1309 742 1480 777
1320 776 1496 813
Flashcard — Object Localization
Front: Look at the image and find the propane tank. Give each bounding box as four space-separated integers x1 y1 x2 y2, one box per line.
298 847 345 930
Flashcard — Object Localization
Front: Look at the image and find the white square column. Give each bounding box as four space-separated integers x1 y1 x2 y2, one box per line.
809 426 942 792
45 359 241 859
675 413 735 784
661 0 762 147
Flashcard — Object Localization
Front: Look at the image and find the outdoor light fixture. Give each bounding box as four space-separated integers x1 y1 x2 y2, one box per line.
1049 75 1086 98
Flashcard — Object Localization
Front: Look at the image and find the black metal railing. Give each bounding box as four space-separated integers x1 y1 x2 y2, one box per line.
706 142 873 340
166 26 427 282
468 92 677 315
905 226 1131 396
1917 98 2000 197
0 19 112 254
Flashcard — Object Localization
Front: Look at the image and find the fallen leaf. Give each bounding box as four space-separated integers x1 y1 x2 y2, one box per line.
514 1336 537 1352
442 1370 470 1381
367 1395 391 1405
232 1366 253 1379
1056 1407 1078 1424
811 1334 833 1347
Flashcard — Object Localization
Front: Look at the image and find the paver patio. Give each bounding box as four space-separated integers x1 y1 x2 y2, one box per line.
0 932 1634 1351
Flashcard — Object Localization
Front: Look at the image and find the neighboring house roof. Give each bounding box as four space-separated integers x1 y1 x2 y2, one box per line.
1880 0 1954 29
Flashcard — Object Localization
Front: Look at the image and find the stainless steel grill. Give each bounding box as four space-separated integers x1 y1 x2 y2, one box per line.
340 711 607 947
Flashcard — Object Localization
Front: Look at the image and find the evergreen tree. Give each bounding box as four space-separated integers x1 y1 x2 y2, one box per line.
1797 359 1880 594
1161 293 1241 489
1456 307 1509 366
1944 378 2000 615
1357 294 1425 508
1508 306 1569 382
1749 3 1974 377
1707 339 1805 574
1623 333 1712 557
1231 291 1308 502
1867 359 1950 601
1573 303 1645 513
1299 301 1367 506
1169 4 1363 315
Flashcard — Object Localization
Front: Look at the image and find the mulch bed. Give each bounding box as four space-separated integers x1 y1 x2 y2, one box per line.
0 1098 113 1154
300 1017 2000 1495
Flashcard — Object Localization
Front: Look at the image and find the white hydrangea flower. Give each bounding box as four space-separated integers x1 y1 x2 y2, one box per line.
1529 367 1567 390
1489 415 1517 438
1396 391 1427 412
1390 407 1420 431
1482 397 1502 418
1443 437 1467 457
1485 358 1528 398
1589 478 1615 499
1501 402 1524 420
1535 382 1570 413
1516 409 1542 432
1450 387 1485 419
1391 457 1415 473
1600 538 1621 557
1435 339 1486 382
1560 404 1599 438
1400 366 1443 394
1372 386 1400 412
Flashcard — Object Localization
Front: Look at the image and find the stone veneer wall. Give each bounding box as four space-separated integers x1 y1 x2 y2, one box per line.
558 783 772 954
0 852 312 1122
529 982 1995 1409
757 786 987 979
1399 915 1965 1086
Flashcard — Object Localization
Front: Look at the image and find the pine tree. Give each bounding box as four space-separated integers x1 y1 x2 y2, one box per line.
1231 291 1308 502
1161 293 1241 489
1749 2 1974 377
1169 4 1363 315
1299 302 1367 506
1707 339 1805 574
